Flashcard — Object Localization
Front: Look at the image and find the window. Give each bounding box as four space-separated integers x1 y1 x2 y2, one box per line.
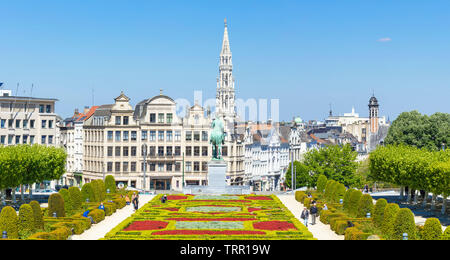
186 146 192 156
202 146 208 156
107 162 113 172
149 131 156 141
150 163 156 172
149 146 155 156
167 163 173 172
123 162 129 172
123 116 129 125
222 146 228 156
30 120 35 128
175 162 181 172
194 162 200 172
115 116 121 125
16 120 21 128
167 113 173 124
22 135 28 144
141 131 148 141
186 162 192 172
166 131 172 142
23 120 28 128
158 163 164 172
30 136 35 144
150 113 156 123
123 146 129 156
202 162 208 171
48 120 53 129
166 146 173 156
41 120 46 129
186 131 192 141
0 119 5 128
115 131 121 141
131 162 136 172
8 135 13 144
8 119 13 128
0 136 5 144
108 131 113 141
175 131 181 141
46 105 51 113
158 113 164 123
202 131 208 141
123 131 129 141
115 147 121 157
48 136 53 144
194 146 200 156
158 131 164 141
175 146 181 156
131 146 137 156
131 131 137 141
107 147 113 157
115 162 121 172
39 105 45 113
194 131 200 142
158 147 164 156
41 135 46 144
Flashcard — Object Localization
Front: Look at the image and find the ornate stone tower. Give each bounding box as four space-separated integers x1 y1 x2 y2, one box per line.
369 95 379 134
216 18 236 126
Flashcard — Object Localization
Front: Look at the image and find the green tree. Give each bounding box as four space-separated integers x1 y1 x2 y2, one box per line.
284 161 311 189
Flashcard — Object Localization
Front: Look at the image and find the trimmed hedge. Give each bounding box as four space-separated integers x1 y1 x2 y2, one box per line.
421 218 442 240
30 201 44 230
373 199 388 228
48 193 65 217
88 209 106 223
334 184 347 204
295 191 306 203
59 188 72 214
347 189 362 217
343 188 353 211
393 208 417 240
316 175 328 193
324 180 336 202
18 204 35 237
69 187 83 212
344 227 371 240
81 182 95 202
0 206 19 239
357 194 374 218
381 203 400 239
105 175 117 193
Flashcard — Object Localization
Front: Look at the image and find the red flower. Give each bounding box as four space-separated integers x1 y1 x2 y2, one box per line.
152 230 266 236
163 208 180 212
245 196 273 201
180 200 251 203
124 221 169 231
166 195 188 200
248 208 263 212
166 217 256 221
253 221 297 231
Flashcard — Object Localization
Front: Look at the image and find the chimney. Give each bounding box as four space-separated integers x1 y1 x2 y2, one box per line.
74 108 79 117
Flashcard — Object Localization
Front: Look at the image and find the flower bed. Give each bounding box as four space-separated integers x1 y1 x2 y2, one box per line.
104 194 315 240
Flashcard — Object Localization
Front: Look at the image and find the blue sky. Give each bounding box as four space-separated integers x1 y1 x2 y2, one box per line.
0 0 449 121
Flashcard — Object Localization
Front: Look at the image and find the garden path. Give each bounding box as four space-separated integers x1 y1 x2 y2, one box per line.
278 195 344 240
71 195 154 240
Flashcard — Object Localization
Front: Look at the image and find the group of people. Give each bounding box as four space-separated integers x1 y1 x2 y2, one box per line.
300 193 328 228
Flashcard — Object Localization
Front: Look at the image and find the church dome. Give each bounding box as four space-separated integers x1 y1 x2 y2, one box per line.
294 117 303 124
369 96 379 106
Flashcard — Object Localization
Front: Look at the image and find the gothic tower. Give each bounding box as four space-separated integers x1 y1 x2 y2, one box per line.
216 19 236 125
369 95 379 134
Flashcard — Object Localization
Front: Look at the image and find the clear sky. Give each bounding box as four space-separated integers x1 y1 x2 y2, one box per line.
0 0 449 121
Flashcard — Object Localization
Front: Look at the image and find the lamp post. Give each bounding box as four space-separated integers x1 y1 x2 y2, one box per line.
142 144 148 192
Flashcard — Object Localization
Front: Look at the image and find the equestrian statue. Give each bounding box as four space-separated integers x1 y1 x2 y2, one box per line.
210 116 226 161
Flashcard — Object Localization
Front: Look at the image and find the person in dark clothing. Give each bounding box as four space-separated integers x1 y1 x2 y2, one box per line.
83 210 94 224
310 204 318 225
132 193 139 211
301 208 310 227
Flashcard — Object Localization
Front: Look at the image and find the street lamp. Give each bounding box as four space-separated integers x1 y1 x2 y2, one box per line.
142 144 148 192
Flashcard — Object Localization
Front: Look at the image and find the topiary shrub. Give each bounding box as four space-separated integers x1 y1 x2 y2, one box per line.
59 188 72 215
347 189 362 217
320 210 332 224
48 193 66 218
88 209 106 223
344 227 371 240
303 197 312 209
381 203 400 239
393 208 417 240
81 182 95 202
442 226 450 240
18 204 35 238
421 218 442 240
295 191 306 202
343 188 353 211
29 201 44 230
0 206 19 239
324 180 336 202
105 175 117 194
334 220 350 235
68 187 82 212
357 194 374 218
316 174 328 193
334 183 347 204
49 226 72 240
373 199 388 228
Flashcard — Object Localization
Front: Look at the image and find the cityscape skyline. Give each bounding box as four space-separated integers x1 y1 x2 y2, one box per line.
0 0 449 121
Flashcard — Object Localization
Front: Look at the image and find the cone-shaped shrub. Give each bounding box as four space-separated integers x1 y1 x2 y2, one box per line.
373 199 388 228
18 204 35 237
0 206 19 239
59 188 72 215
357 194 374 218
422 218 442 240
343 189 353 211
347 189 362 217
81 183 95 202
316 175 327 193
69 187 82 211
382 203 400 239
29 201 44 230
48 193 65 217
105 175 117 194
393 208 416 240
334 184 347 204
324 180 336 202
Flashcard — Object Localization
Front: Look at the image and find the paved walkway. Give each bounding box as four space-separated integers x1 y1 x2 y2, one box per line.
278 195 344 240
71 195 155 240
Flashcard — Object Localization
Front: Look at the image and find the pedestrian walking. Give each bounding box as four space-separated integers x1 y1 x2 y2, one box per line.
301 208 309 227
310 204 318 225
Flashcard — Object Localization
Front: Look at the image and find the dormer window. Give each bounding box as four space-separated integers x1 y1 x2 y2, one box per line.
115 116 121 125
123 116 129 125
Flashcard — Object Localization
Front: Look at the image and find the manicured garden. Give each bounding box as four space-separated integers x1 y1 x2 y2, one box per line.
104 194 315 240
